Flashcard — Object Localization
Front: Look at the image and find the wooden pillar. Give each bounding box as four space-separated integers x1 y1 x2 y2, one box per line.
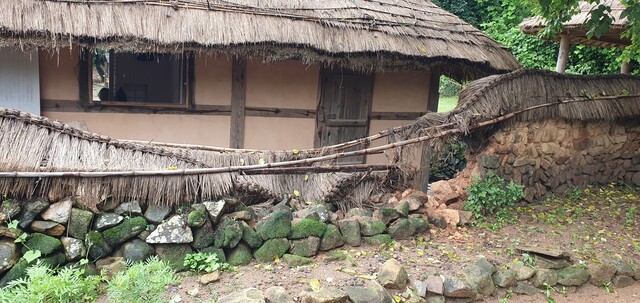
556 34 571 73
426 68 440 112
78 48 90 106
414 142 432 193
230 57 246 149
621 61 631 74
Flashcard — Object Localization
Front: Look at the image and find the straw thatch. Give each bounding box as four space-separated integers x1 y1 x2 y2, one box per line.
0 0 519 79
520 0 629 47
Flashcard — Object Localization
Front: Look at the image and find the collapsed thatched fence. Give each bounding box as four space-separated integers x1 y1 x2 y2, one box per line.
1 69 639 209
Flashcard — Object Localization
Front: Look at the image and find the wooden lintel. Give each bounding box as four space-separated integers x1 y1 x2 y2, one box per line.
230 57 247 149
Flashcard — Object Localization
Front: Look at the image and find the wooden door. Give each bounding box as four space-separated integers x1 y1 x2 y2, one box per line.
316 69 373 164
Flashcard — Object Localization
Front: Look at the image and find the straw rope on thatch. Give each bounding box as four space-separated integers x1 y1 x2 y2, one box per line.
0 0 519 78
519 0 629 47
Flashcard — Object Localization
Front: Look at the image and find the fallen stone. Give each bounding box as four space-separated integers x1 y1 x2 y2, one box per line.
516 246 569 258
357 217 386 236
199 271 221 285
143 204 171 224
265 286 293 303
435 209 459 227
557 266 590 286
492 269 517 288
256 210 292 241
18 199 49 229
187 210 208 228
462 258 496 296
282 254 314 267
61 237 86 261
532 269 558 288
94 213 124 231
394 201 410 217
426 211 447 229
22 233 62 256
122 239 154 262
254 238 290 263
344 285 392 303
154 244 193 271
388 218 416 240
30 220 65 236
301 287 348 303
0 240 19 274
612 275 635 288
319 224 345 251
289 237 321 257
113 201 142 216
377 258 408 289
410 279 428 297
426 274 444 295
218 287 265 303
337 219 361 246
96 256 126 279
103 217 148 247
191 218 215 249
68 208 94 239
443 275 476 298
512 263 537 280
513 282 539 296
146 215 192 244
240 221 263 249
41 199 73 224
588 262 617 286
227 242 252 266
203 199 228 224
400 195 423 211
213 218 243 248
458 211 473 225
612 259 636 277
291 218 327 239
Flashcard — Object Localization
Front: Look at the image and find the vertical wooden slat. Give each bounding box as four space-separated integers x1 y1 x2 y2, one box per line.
426 68 440 113
78 47 90 107
230 57 246 148
187 52 195 108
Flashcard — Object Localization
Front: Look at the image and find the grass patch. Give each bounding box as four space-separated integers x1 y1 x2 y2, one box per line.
438 96 458 112
106 257 178 303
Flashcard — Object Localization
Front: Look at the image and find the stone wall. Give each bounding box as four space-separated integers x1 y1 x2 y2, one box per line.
474 119 640 201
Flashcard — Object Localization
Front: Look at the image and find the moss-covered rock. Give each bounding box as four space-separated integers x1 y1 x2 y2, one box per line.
282 254 314 267
0 259 29 286
240 221 263 249
227 242 252 266
192 218 215 249
289 237 321 257
409 216 429 233
290 218 327 239
395 201 410 217
358 217 386 236
199 246 226 263
254 238 290 263
363 234 393 245
22 233 62 256
187 210 208 228
103 217 147 247
375 208 401 224
388 219 416 240
68 208 94 240
213 218 243 248
86 231 111 260
338 219 361 246
557 266 590 286
256 210 291 241
154 244 193 271
320 224 345 251
41 252 67 268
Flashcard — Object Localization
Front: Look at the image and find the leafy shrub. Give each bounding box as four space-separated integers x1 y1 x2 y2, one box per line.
0 262 102 302
464 172 524 219
183 252 230 273
429 139 467 181
106 257 177 303
439 76 462 97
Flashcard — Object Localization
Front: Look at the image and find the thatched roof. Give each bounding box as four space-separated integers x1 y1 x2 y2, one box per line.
520 0 629 47
0 0 519 79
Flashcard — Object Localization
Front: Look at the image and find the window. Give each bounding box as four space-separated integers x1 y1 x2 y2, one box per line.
91 49 187 105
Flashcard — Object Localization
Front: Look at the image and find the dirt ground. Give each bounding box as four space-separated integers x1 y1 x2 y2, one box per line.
163 184 640 303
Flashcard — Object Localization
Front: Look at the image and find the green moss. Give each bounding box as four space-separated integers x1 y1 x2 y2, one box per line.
409 217 429 233
86 231 112 260
253 238 290 263
256 210 291 241
282 254 314 267
363 234 393 245
396 201 410 217
227 243 252 266
213 218 243 248
102 217 147 247
187 210 208 228
0 259 29 287
240 221 263 248
290 218 327 239
359 217 386 236
22 233 62 256
68 208 94 240
319 224 345 251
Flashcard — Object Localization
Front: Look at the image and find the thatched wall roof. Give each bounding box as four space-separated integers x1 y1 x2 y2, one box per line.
520 0 629 47
0 0 519 79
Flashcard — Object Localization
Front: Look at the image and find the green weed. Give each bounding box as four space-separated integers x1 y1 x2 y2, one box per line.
106 257 178 303
183 252 230 273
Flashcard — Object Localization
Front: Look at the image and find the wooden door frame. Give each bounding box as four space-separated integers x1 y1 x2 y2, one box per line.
314 67 375 150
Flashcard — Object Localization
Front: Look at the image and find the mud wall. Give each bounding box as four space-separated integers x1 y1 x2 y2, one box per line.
473 119 640 201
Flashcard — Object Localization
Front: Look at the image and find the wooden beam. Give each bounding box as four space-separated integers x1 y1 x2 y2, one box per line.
556 34 571 73
230 57 247 149
427 68 440 112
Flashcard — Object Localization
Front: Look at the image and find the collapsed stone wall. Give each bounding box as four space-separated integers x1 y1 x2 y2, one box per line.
473 119 640 201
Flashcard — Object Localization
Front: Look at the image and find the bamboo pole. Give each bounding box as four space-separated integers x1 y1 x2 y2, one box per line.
1 93 637 179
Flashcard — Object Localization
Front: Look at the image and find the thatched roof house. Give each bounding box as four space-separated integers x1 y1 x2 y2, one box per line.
519 0 630 73
0 0 518 78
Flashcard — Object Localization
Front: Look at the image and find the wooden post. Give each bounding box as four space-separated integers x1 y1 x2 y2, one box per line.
621 61 631 74
556 34 571 73
78 48 90 106
426 68 440 112
415 142 432 193
230 57 246 149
